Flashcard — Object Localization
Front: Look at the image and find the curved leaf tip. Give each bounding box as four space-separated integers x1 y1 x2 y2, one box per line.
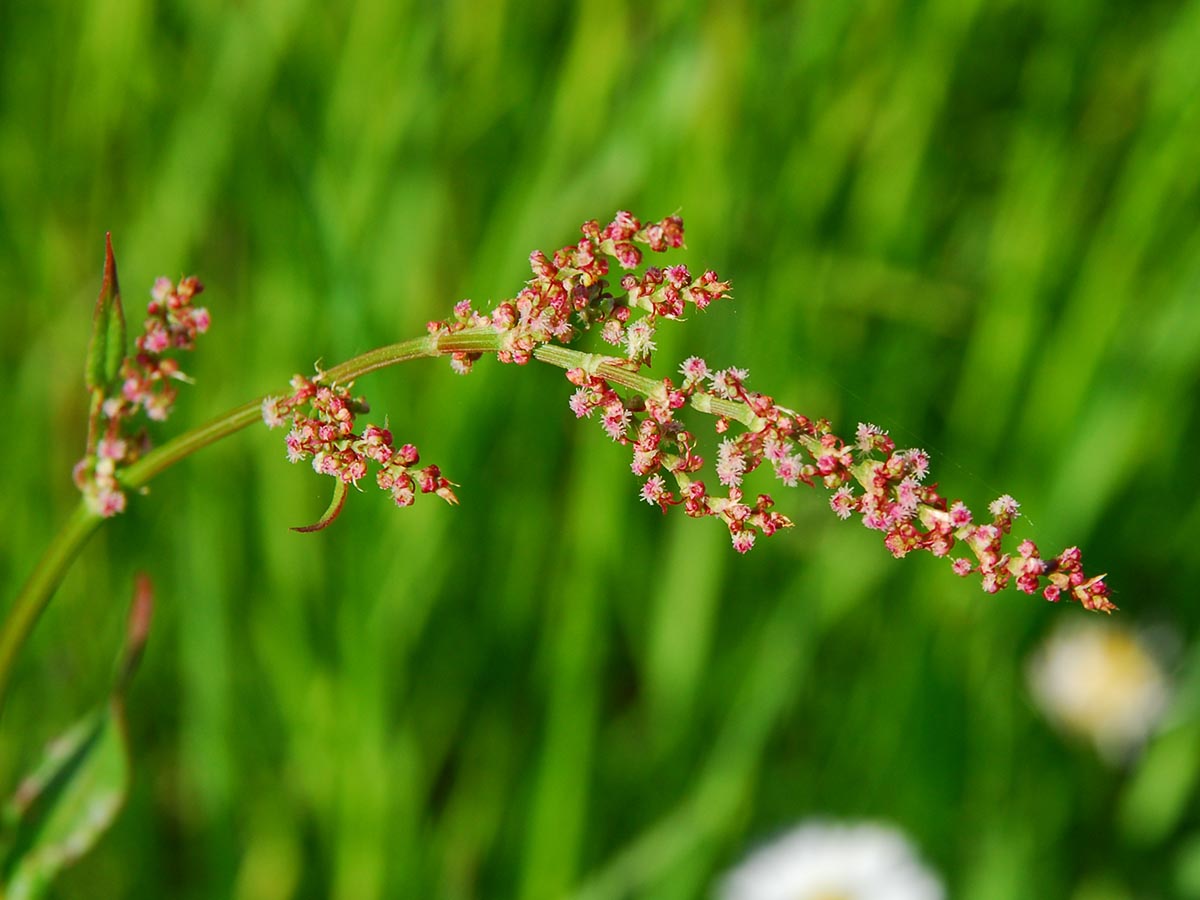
291 479 349 533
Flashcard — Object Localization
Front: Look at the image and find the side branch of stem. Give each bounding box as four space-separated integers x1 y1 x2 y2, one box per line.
1 328 762 717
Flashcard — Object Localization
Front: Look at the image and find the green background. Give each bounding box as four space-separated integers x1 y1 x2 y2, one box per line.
3 0 1200 896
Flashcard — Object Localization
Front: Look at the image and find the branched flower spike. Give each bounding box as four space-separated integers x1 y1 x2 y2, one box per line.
254 210 1111 611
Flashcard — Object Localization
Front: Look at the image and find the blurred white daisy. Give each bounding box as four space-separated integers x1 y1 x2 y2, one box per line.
1027 619 1172 762
717 820 944 900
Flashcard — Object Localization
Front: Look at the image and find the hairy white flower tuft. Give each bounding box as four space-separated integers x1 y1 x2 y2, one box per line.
1028 620 1171 762
718 820 944 900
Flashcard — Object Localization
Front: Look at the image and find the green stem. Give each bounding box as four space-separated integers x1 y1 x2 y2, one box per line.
530 344 763 429
1 328 760 717
121 334 444 488
0 503 103 717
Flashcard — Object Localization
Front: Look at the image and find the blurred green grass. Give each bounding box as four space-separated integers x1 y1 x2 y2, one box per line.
2 0 1200 897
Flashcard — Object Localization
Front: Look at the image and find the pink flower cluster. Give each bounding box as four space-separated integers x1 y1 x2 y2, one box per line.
120 277 209 417
428 211 729 372
262 375 457 509
74 276 210 517
824 425 1113 611
572 355 1113 611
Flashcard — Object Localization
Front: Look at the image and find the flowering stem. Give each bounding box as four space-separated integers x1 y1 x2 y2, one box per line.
2 329 760 718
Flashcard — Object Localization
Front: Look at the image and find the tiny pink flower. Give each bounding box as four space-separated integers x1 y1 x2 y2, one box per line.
615 243 642 269
951 558 974 577
773 455 803 487
640 474 668 505
863 510 890 531
724 496 751 525
973 524 1000 547
491 303 516 331
144 394 172 421
830 486 856 519
895 477 920 517
610 210 640 238
905 448 930 480
716 439 746 487
679 356 709 386
665 264 691 288
569 388 593 418
97 435 127 461
601 403 632 441
989 494 1021 519
144 328 170 354
262 397 287 429
92 485 127 518
855 422 887 452
730 528 756 554
345 456 368 484
763 437 792 463
1021 556 1048 577
151 277 172 304
625 319 657 359
601 319 624 346
396 443 420 466
1058 546 1083 569
710 367 748 399
285 429 306 463
949 501 972 529
631 447 660 475
314 454 339 477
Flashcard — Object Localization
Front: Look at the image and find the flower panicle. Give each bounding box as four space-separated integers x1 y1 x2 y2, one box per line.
75 275 211 517
262 374 456 514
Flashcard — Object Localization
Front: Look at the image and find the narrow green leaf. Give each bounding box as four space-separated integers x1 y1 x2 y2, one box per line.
84 233 127 392
0 708 127 899
0 577 154 899
291 478 350 533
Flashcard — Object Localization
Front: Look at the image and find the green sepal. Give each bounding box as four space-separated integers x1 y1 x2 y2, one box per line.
0 576 153 899
84 233 127 392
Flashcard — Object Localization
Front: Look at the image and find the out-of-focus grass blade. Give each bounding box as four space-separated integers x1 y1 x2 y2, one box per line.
0 575 153 900
0 709 125 900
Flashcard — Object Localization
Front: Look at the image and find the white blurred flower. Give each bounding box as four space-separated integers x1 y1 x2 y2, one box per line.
1027 619 1171 762
717 821 944 900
